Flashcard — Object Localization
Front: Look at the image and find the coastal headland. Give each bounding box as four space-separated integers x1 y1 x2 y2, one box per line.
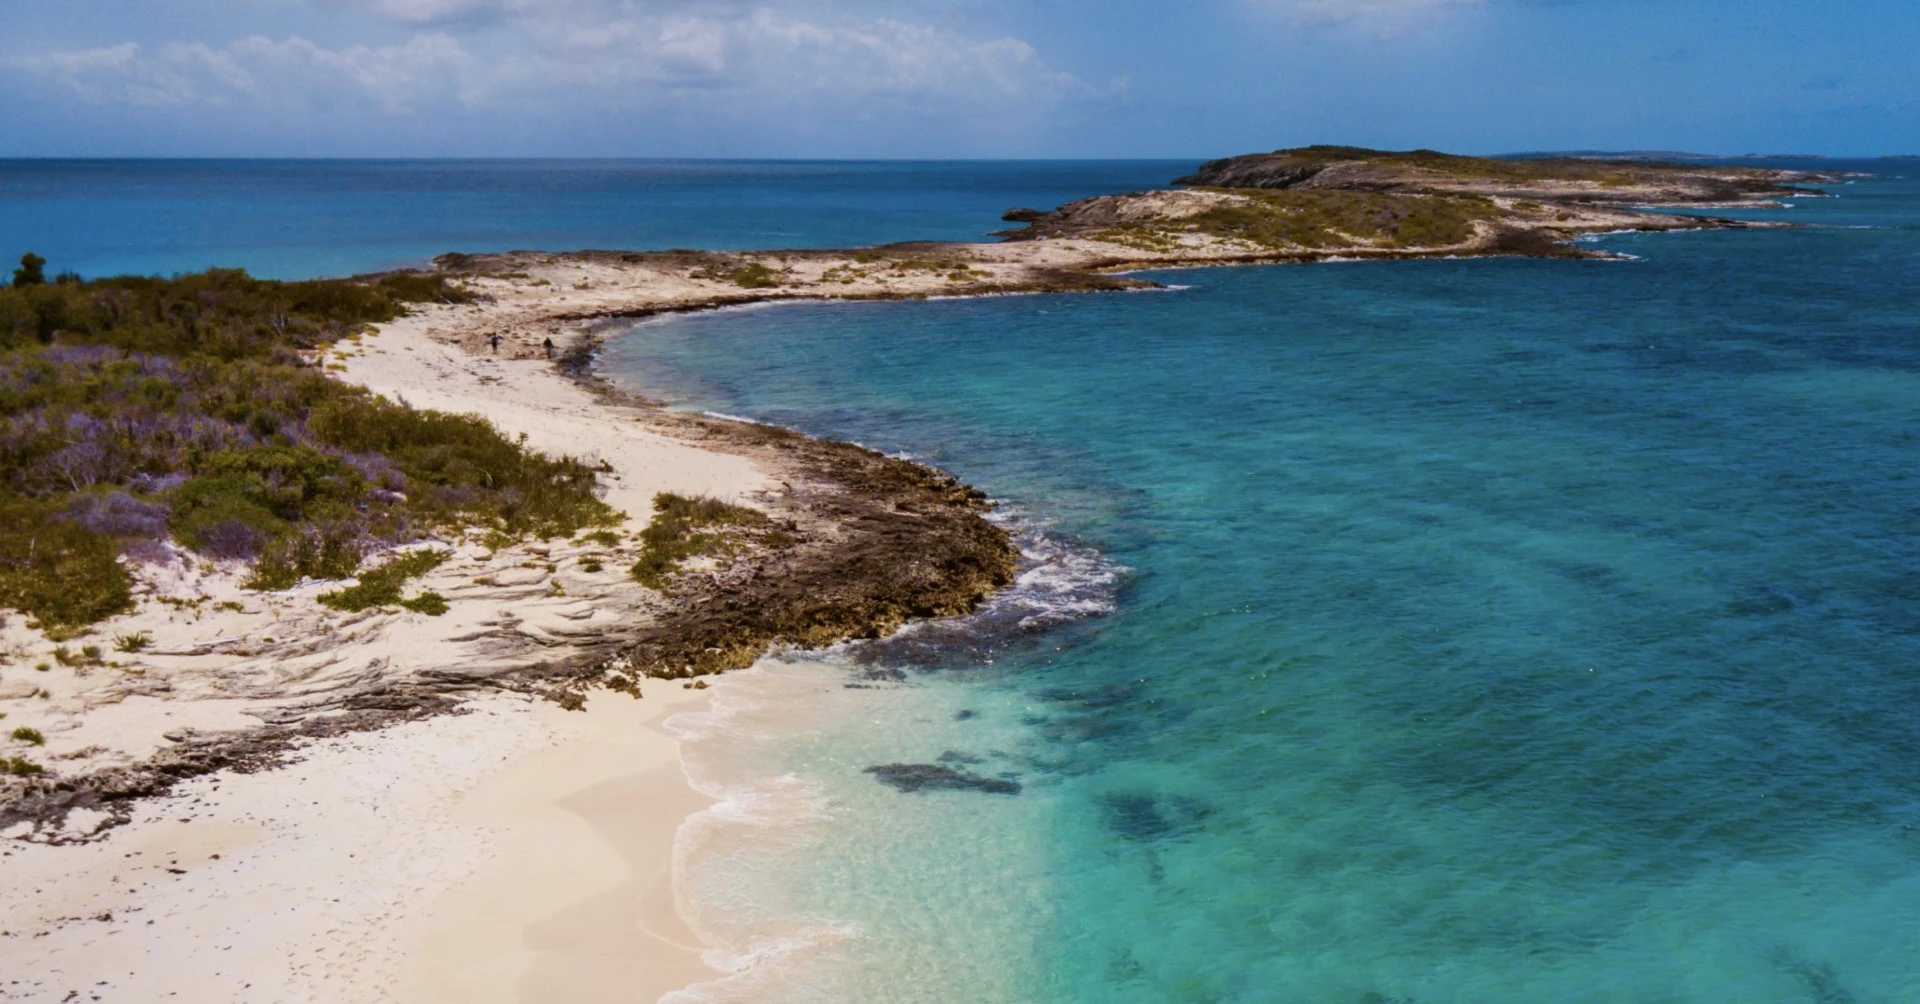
0 148 1848 1000
418 148 1844 354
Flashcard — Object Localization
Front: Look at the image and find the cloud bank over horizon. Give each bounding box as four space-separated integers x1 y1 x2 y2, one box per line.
0 0 1913 158
10 4 1103 119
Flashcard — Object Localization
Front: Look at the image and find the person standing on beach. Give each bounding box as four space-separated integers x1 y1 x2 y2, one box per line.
489 333 501 354
543 337 554 359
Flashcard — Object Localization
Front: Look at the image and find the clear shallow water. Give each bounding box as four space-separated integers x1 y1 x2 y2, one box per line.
603 161 1920 1002
0 159 1185 280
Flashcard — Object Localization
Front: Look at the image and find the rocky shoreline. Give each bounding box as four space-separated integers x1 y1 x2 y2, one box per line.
0 336 1018 839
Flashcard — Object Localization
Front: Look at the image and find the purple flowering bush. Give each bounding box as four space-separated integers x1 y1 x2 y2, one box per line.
0 263 613 627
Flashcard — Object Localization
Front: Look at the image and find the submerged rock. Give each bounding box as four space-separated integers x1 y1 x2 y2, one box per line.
864 763 1020 795
1098 791 1213 842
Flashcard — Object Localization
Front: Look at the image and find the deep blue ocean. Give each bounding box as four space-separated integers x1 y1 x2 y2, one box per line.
0 159 1185 279
10 158 1917 1000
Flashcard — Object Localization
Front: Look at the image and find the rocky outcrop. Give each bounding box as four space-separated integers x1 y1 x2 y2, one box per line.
1174 145 1849 206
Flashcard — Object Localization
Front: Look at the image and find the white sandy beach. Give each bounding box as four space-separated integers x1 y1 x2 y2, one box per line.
1 312 770 1001
2 684 717 1002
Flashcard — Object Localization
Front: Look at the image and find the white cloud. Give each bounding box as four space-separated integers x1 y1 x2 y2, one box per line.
1256 0 1485 33
6 5 1097 116
10 34 478 111
316 0 550 26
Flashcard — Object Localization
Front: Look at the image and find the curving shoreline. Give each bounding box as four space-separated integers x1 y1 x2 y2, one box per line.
0 151 1841 1000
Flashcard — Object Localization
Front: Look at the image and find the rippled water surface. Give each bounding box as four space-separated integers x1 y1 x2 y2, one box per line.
603 162 1920 1002
0 159 1185 279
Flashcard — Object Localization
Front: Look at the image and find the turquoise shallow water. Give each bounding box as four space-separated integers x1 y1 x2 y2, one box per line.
603 164 1920 1002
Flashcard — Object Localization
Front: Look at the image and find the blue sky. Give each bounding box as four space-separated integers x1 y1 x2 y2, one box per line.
2 0 1915 158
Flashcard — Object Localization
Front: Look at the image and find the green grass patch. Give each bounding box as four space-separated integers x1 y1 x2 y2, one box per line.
10 726 45 745
52 645 103 667
319 549 450 613
399 590 448 616
113 631 151 652
712 262 782 289
631 493 767 590
1180 190 1498 251
1 756 43 776
1093 228 1185 254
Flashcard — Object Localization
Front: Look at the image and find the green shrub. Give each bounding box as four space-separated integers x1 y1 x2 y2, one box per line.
52 645 103 667
734 265 780 288
113 631 152 652
170 477 293 556
1 756 43 776
372 273 475 305
12 253 46 288
10 726 45 745
0 265 468 357
399 591 449 616
244 523 367 590
198 446 366 520
319 549 450 612
0 497 132 628
307 395 615 539
699 261 782 289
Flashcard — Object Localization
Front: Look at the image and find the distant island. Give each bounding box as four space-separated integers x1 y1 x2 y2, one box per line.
421 146 1854 336
1005 145 1845 260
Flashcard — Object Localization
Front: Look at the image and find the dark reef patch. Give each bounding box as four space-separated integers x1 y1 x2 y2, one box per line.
1768 945 1857 1004
1035 682 1140 710
1098 792 1213 843
865 763 1022 795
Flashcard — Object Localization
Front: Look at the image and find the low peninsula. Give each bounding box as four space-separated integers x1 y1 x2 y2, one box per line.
400 147 1845 357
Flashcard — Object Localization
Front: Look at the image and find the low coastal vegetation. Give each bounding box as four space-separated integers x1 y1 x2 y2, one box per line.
0 255 617 630
631 492 772 590
1185 144 1655 186
1 756 43 776
1098 189 1500 253
317 548 451 614
1172 145 1837 204
1218 189 1498 249
693 258 786 289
